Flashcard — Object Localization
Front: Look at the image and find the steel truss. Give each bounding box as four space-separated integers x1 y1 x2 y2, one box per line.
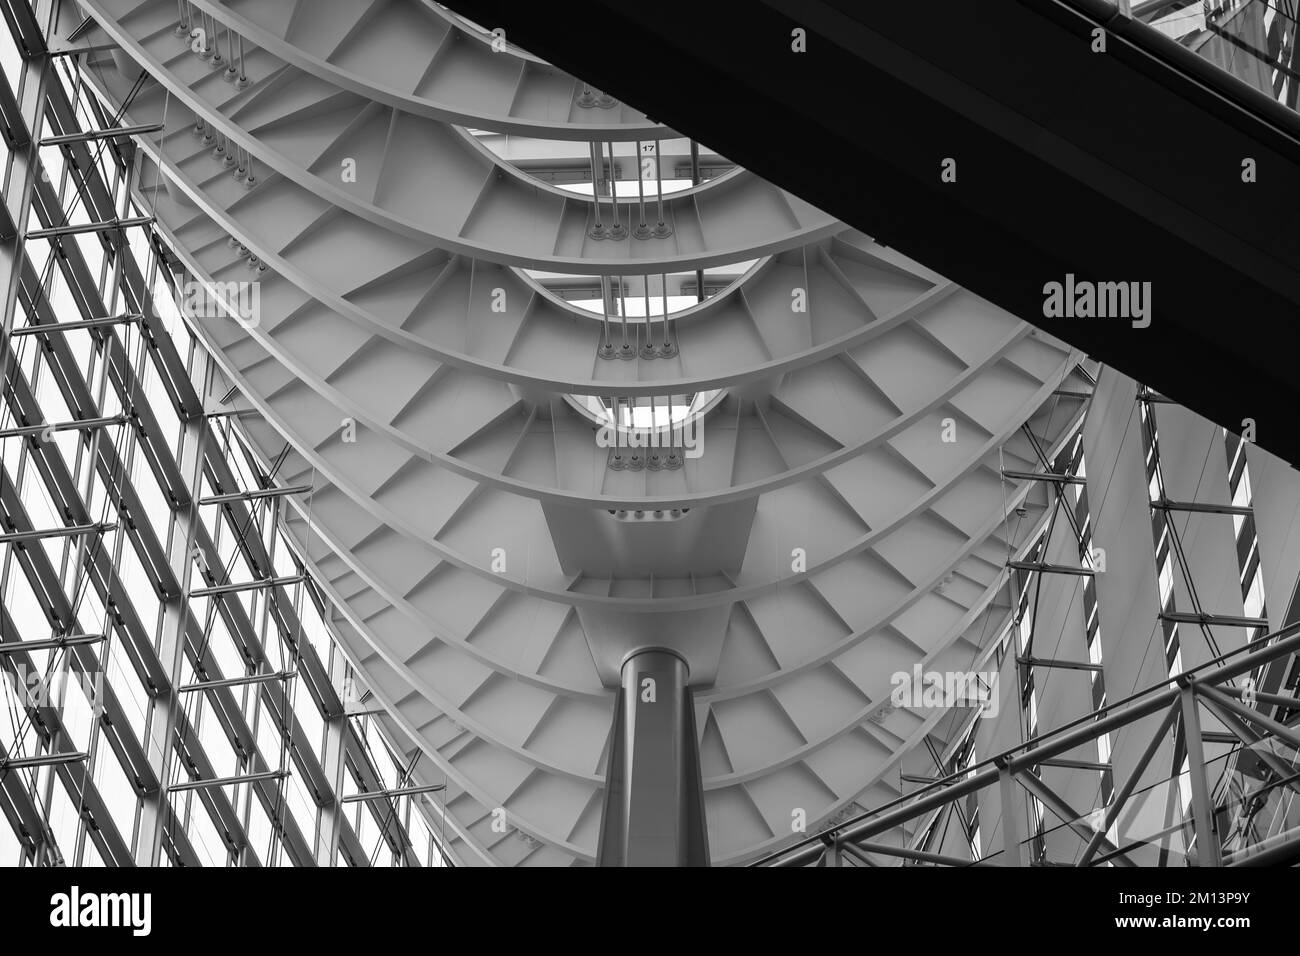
1137 387 1300 865
756 620 1300 866
993 394 1114 863
755 381 1300 867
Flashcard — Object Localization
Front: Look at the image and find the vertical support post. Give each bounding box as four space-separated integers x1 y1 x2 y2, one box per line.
0 37 51 395
689 140 703 305
596 647 709 866
314 640 348 866
632 140 651 239
640 278 656 358
134 351 210 864
659 273 676 358
604 141 626 239
587 141 606 239
823 836 841 867
652 139 670 237
997 758 1025 866
1179 683 1222 866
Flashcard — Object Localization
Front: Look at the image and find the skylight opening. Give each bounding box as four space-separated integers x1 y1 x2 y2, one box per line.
571 391 723 432
524 262 757 318
470 132 732 198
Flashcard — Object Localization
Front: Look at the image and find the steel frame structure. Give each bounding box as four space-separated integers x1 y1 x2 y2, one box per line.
57 0 1090 867
756 383 1300 867
2 0 1298 868
997 422 1117 863
755 619 1300 866
0 0 455 867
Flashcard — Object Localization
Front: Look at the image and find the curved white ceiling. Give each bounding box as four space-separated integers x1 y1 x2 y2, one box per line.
76 0 1091 865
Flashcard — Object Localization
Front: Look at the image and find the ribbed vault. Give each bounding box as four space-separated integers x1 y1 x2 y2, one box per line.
68 0 1092 865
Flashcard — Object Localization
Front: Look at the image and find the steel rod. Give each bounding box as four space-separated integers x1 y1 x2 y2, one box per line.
1001 469 1086 485
199 484 312 505
41 123 163 146
0 415 126 439
10 313 143 336
1007 560 1095 577
853 839 981 867
190 574 305 598
1153 498 1252 516
0 634 105 654
224 22 237 80
654 139 667 230
1161 611 1268 629
1220 684 1300 711
641 279 656 357
1 752 87 770
1036 758 1112 771
588 141 605 236
0 522 115 545
660 273 676 357
27 216 153 239
167 769 288 793
341 783 447 803
179 670 296 693
633 140 650 238
606 141 620 231
1017 655 1102 673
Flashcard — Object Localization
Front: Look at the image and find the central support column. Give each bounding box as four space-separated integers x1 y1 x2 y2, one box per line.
597 648 709 866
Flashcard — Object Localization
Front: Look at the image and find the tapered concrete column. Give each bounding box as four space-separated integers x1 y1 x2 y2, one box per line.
597 648 709 866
